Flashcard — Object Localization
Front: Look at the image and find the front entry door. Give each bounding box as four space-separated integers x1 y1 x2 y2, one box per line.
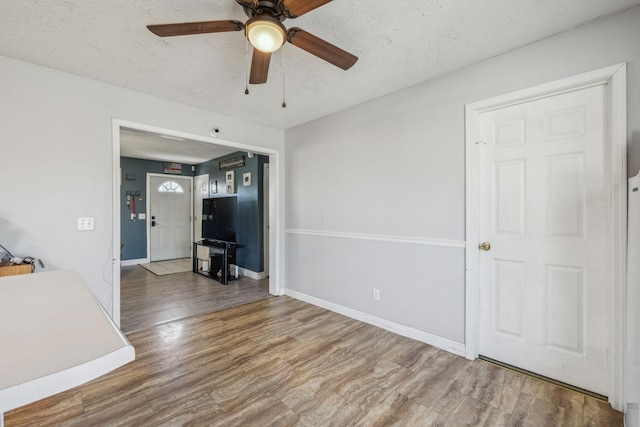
149 175 192 262
477 84 609 395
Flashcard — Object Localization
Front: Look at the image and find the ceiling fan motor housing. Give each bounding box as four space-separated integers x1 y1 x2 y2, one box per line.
240 0 290 21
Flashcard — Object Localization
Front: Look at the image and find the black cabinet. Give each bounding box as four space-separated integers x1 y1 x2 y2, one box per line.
193 240 240 285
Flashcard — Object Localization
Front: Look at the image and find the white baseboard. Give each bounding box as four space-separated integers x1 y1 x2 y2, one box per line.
120 258 147 267
627 403 639 427
238 267 267 280
284 289 466 357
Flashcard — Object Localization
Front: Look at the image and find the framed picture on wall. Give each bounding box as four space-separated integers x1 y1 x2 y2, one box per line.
226 171 235 194
243 172 251 186
210 179 218 195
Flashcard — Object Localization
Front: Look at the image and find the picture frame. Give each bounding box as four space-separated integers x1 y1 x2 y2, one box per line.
163 162 182 174
209 179 217 195
225 171 235 194
243 172 251 186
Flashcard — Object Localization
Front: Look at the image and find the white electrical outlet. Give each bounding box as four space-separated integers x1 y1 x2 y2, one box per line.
372 288 381 301
77 217 95 231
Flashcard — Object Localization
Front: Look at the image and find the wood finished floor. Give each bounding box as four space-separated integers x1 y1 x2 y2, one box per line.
5 296 623 426
120 265 270 333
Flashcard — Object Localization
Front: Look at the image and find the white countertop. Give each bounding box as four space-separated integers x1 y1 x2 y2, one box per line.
0 270 134 419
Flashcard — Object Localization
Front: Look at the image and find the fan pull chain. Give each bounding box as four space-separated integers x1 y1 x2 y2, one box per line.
244 36 250 95
282 44 287 108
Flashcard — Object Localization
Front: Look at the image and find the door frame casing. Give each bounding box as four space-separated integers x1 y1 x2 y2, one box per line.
193 173 210 261
146 173 194 262
111 119 284 328
464 64 627 410
263 163 270 277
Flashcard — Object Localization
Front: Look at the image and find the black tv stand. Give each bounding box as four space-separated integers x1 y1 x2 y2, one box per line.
193 240 242 285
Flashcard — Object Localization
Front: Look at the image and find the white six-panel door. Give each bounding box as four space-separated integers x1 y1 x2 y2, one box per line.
477 85 609 395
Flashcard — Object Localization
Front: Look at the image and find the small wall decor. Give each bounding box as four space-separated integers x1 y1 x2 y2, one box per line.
243 172 252 186
163 162 182 174
225 171 235 194
209 179 218 195
219 156 245 171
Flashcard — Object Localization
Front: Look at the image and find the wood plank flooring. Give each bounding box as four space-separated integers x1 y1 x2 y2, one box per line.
120 265 270 333
5 296 623 426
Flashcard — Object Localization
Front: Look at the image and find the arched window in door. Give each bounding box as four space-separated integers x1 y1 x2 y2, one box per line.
158 180 184 193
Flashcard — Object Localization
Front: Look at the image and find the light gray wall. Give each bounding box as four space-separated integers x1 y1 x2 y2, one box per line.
284 6 640 344
0 55 284 314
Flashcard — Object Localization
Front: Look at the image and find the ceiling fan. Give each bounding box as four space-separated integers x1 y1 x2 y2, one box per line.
147 0 358 85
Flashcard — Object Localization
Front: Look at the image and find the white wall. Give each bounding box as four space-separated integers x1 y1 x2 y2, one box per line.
0 55 284 314
284 6 640 347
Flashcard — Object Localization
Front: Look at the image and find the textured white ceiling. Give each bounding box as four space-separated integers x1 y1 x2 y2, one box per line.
1 0 639 130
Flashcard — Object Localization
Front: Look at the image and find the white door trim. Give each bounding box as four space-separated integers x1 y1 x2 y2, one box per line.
194 173 210 242
146 173 193 262
111 119 284 325
464 63 627 410
263 163 270 277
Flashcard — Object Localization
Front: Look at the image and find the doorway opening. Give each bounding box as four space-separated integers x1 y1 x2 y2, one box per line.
111 119 282 331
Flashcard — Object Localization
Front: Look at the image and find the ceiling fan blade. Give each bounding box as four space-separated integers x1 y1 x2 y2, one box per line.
147 20 244 37
283 0 333 17
287 28 357 70
249 49 271 84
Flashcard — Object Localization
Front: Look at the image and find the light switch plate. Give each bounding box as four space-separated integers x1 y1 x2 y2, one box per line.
139 213 146 220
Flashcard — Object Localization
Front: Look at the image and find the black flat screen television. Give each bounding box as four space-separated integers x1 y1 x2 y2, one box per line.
202 196 237 244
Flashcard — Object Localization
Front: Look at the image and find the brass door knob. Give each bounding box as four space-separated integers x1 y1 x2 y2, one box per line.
479 242 491 251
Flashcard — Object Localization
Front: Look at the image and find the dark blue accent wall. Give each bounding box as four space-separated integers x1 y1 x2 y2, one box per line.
121 154 268 274
196 153 268 272
120 157 194 260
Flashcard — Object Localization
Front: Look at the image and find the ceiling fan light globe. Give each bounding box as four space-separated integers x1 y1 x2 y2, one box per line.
247 17 285 53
